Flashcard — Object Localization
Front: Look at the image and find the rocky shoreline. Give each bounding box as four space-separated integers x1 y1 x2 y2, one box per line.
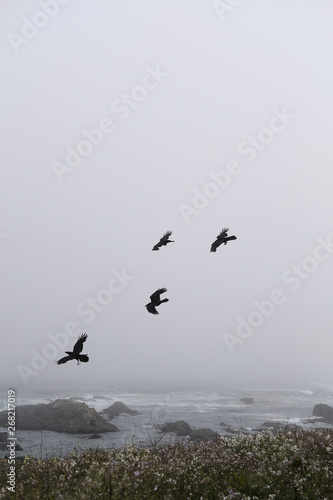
0 399 118 434
0 399 332 455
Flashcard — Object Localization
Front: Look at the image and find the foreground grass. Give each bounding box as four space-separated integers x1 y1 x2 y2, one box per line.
1 428 333 499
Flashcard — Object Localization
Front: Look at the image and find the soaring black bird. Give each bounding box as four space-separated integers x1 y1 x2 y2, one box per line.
210 228 237 252
56 334 89 365
152 231 174 251
146 288 169 314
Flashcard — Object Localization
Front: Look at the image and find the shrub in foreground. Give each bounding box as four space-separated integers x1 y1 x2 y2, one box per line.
0 428 332 499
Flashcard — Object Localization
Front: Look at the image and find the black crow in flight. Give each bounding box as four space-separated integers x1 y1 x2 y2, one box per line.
210 228 237 252
146 288 169 314
56 333 89 365
152 231 174 251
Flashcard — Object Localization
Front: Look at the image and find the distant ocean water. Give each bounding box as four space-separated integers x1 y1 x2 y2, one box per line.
1 383 332 459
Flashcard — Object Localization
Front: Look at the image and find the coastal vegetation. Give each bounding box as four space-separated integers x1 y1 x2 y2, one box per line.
1 427 333 499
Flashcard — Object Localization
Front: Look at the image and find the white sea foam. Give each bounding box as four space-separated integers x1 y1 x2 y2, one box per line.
296 390 314 396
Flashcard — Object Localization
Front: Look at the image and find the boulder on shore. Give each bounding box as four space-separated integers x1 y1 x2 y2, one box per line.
0 433 7 442
312 404 333 424
190 428 218 441
159 420 218 442
0 443 23 451
160 420 192 436
103 401 139 419
240 397 254 405
0 399 119 434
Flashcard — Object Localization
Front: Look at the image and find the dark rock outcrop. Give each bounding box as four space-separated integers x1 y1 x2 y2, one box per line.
0 399 119 434
312 404 333 424
0 443 23 451
190 428 218 441
88 434 102 439
0 432 7 442
160 420 192 436
160 420 218 442
241 397 254 404
103 401 139 419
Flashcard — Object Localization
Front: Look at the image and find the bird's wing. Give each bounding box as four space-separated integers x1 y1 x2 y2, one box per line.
210 241 217 252
217 228 229 240
73 333 88 354
210 239 222 252
225 235 237 242
150 287 167 302
159 230 172 243
56 356 72 365
146 304 159 315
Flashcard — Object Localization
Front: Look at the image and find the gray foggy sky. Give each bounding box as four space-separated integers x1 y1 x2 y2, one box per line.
1 0 333 391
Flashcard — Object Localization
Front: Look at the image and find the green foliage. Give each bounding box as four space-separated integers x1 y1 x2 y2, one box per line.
0 428 332 499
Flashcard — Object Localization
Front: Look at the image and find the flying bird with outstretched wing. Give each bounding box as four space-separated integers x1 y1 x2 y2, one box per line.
56 333 89 365
152 231 174 251
210 228 237 252
145 288 169 314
